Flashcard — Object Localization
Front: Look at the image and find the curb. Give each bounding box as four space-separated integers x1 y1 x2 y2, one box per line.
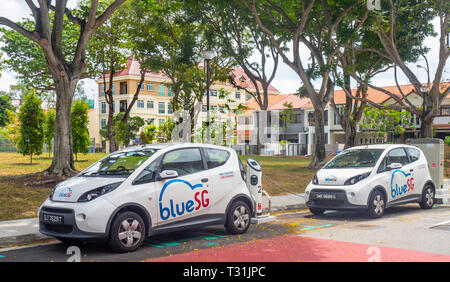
0 233 50 248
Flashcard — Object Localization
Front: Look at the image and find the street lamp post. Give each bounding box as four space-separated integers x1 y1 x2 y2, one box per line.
201 50 215 143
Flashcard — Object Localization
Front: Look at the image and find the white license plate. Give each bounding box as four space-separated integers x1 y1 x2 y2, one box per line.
42 213 64 225
315 193 337 200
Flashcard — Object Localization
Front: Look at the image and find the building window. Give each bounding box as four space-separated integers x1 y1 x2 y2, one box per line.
138 82 144 90
120 82 127 94
137 100 144 108
120 100 127 113
147 83 154 91
324 110 328 126
101 102 106 114
235 92 241 99
440 107 450 116
158 85 165 96
247 93 252 101
168 86 174 97
101 119 106 129
111 83 115 95
158 102 165 114
147 101 154 109
159 119 165 126
101 84 105 96
112 101 115 113
210 89 218 97
168 102 173 114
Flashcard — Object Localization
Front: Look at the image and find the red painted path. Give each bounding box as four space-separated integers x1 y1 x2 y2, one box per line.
148 235 450 262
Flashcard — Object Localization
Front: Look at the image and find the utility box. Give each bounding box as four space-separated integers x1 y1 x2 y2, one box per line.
410 138 448 204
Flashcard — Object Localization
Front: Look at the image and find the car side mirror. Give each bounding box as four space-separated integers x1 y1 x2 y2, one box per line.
159 170 178 180
387 163 402 170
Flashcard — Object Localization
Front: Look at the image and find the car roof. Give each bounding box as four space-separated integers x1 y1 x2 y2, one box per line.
113 142 233 154
346 144 417 150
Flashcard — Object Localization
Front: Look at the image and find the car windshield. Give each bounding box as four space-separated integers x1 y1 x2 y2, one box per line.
80 149 159 177
324 149 384 169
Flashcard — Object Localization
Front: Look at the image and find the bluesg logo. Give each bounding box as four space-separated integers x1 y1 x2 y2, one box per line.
390 170 414 199
159 179 210 220
367 0 381 11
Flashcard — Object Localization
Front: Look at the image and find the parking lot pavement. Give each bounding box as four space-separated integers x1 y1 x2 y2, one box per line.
1 204 449 262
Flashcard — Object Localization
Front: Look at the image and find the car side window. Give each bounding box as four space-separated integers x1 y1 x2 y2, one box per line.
160 148 205 177
406 147 420 163
377 157 388 173
204 148 230 169
388 148 409 165
133 157 161 185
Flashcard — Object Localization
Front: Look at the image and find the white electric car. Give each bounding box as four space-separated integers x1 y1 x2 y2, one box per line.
305 144 435 218
39 143 254 252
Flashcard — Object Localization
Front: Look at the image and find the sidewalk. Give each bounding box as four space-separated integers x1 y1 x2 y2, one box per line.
0 193 307 247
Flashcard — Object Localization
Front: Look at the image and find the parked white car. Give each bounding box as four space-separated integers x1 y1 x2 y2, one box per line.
39 143 254 252
305 144 435 218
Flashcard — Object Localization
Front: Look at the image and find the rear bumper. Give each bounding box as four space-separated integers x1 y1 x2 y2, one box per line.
306 189 367 210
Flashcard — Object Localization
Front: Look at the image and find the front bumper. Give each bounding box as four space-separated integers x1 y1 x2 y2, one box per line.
38 198 117 240
306 188 368 211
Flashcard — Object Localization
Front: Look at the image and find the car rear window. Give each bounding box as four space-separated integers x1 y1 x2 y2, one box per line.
406 147 420 162
204 148 230 169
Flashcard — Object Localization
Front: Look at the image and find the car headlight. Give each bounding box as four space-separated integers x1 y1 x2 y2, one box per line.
312 174 319 185
78 182 122 202
49 187 56 200
344 172 371 185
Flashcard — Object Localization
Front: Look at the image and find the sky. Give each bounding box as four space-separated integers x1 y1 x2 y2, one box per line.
0 0 448 101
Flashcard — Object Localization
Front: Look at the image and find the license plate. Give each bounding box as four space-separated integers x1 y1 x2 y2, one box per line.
42 213 64 225
314 193 337 200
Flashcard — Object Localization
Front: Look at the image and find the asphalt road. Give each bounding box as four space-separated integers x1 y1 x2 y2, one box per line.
0 204 449 262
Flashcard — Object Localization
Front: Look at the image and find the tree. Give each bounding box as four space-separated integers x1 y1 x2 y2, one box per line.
241 0 361 167
359 106 415 142
140 124 159 144
114 112 145 148
157 117 175 143
130 0 235 139
17 91 45 164
0 93 14 127
349 0 449 138
71 100 90 161
0 0 126 175
44 109 56 158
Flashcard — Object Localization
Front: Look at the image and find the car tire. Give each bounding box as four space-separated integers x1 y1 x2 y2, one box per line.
225 200 251 235
108 211 146 253
419 184 435 209
367 191 385 219
309 208 325 215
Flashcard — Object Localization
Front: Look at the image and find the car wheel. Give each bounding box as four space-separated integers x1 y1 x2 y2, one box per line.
419 184 435 209
367 191 385 219
225 200 251 235
108 211 146 253
309 208 325 215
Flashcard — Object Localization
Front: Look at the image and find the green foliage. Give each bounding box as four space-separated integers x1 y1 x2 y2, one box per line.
0 93 14 127
157 117 175 143
44 109 56 155
114 113 145 147
140 124 159 144
359 106 416 139
444 136 450 146
17 91 45 163
71 100 91 160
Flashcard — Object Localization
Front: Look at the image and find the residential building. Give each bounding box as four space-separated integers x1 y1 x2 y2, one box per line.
241 82 450 155
95 56 280 150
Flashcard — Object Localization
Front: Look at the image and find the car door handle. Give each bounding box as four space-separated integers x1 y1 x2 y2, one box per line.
409 169 414 172
201 178 209 183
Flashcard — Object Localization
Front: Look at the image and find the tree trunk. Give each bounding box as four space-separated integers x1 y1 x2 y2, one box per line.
46 79 77 176
107 97 117 153
420 114 434 138
344 121 357 149
308 107 327 168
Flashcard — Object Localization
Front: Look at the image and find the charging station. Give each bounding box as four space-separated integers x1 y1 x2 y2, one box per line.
246 158 276 224
411 138 450 205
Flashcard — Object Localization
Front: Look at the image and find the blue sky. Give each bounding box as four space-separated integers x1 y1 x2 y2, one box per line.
0 0 448 101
